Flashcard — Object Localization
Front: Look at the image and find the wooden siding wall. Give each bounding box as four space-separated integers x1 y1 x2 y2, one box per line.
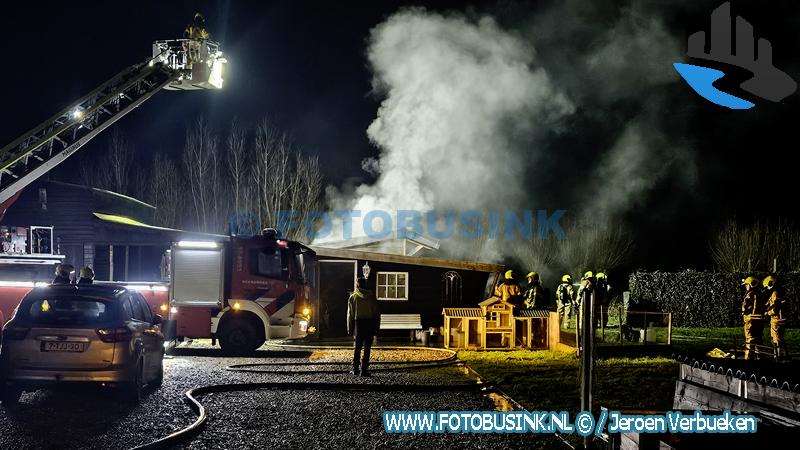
4 181 173 282
3 180 95 250
322 257 492 329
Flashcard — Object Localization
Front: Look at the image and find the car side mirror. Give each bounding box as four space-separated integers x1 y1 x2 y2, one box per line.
152 314 163 326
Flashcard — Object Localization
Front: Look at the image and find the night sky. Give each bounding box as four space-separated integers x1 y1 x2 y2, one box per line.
1 0 799 270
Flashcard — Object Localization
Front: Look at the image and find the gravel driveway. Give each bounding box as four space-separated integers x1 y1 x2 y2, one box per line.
0 343 560 449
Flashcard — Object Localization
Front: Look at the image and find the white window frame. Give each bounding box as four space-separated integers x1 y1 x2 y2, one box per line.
376 271 409 301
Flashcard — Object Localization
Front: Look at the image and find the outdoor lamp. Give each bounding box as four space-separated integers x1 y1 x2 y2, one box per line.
362 261 371 279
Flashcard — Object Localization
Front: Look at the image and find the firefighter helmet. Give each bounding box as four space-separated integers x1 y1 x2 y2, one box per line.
562 274 572 283
762 275 777 289
80 266 95 279
596 272 606 280
55 263 73 277
504 270 515 280
743 276 759 287
526 271 539 281
583 271 594 279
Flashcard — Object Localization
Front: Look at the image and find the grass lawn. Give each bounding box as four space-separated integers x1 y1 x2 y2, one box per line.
670 327 800 357
458 350 678 414
458 328 798 415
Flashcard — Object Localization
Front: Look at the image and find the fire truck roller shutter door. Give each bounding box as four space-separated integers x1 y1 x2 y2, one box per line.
215 299 269 355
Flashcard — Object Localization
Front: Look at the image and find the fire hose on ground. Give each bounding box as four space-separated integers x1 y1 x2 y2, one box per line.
130 344 575 450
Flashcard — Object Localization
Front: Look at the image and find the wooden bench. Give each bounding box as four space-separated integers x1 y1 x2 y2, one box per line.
379 313 423 330
379 313 423 343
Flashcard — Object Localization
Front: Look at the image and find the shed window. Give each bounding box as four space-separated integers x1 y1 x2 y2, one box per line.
376 271 408 301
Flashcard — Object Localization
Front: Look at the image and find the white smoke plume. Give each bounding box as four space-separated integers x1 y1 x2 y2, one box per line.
590 117 696 220
319 9 573 244
320 2 696 269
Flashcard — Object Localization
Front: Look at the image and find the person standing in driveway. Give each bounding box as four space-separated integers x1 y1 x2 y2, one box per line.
347 277 380 377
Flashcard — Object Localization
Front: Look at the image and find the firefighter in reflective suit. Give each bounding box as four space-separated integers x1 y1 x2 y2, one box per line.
556 274 575 327
763 276 788 359
741 276 766 360
497 270 522 305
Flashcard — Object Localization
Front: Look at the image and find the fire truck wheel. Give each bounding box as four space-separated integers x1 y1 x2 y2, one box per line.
218 317 264 356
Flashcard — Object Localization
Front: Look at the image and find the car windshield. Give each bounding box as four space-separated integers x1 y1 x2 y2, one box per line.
18 296 118 327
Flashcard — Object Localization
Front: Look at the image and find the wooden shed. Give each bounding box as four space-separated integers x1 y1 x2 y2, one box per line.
310 245 503 338
3 179 223 282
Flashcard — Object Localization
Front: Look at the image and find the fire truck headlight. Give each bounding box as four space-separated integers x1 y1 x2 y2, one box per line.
299 320 308 332
233 301 241 310
302 307 311 317
170 306 178 314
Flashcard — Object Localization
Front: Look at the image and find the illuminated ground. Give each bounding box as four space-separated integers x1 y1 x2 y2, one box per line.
0 343 562 449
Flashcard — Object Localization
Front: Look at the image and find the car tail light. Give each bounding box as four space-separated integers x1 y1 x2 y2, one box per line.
2 326 30 340
96 327 132 343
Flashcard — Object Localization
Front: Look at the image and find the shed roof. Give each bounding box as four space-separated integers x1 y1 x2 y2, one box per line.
93 212 180 232
92 212 228 239
516 309 550 318
315 229 440 253
442 308 484 318
478 296 515 307
312 246 503 273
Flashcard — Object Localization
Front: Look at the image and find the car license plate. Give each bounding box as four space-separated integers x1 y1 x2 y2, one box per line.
41 342 87 352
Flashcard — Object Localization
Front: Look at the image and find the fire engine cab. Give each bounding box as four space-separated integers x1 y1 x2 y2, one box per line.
165 228 316 354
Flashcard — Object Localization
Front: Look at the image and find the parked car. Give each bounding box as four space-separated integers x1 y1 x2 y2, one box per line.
0 284 164 403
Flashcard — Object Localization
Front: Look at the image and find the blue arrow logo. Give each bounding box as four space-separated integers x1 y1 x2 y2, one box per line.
673 63 754 110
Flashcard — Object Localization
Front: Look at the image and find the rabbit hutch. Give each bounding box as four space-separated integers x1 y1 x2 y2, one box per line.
442 296 549 350
441 307 484 349
514 309 549 349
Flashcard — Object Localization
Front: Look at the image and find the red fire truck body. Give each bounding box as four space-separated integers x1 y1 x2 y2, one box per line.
0 231 316 354
165 232 316 353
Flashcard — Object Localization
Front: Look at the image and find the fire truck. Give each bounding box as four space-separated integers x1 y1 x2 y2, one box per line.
164 229 316 354
0 229 317 354
0 19 317 353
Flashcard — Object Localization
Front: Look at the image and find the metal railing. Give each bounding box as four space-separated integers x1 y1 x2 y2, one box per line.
559 307 672 346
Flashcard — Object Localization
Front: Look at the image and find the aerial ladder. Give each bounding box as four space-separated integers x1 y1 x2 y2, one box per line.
0 34 227 217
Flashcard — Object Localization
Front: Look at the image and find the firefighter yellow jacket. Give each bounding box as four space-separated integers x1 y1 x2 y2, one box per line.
765 289 787 320
741 290 766 316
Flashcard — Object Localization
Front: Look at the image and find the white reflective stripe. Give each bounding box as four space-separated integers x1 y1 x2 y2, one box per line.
0 281 35 287
254 298 277 308
123 284 169 292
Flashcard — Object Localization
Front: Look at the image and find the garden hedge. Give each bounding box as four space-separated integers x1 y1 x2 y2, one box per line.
628 271 800 327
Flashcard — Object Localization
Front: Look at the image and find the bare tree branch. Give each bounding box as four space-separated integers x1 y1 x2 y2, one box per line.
147 153 184 228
